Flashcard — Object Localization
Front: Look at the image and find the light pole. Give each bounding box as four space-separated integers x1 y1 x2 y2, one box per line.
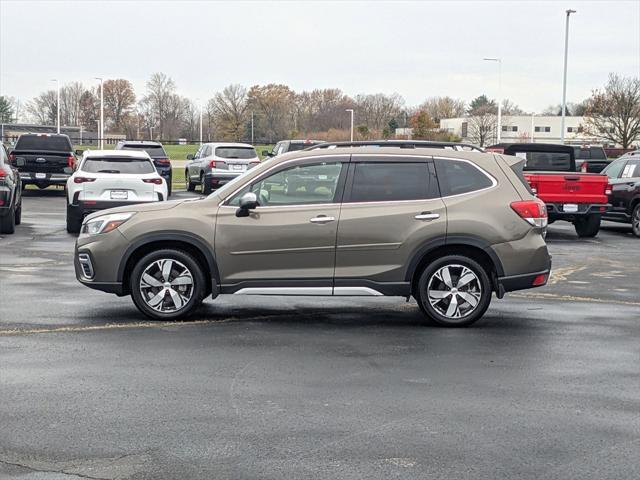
251 112 254 145
346 109 354 141
561 9 576 144
483 58 502 143
149 125 154 140
199 103 203 145
95 77 104 149
51 79 60 134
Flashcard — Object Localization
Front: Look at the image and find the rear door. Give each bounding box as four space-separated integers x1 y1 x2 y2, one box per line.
334 155 446 293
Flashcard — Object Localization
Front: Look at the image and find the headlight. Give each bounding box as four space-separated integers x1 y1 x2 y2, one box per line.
81 212 134 236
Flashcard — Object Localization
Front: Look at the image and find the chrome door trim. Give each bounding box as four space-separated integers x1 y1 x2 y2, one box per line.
333 287 383 296
234 287 333 296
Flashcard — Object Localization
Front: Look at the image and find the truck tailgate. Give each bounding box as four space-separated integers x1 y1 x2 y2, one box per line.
524 172 609 204
13 150 72 174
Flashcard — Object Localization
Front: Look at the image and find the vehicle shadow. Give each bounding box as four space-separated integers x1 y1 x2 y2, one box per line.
21 187 66 198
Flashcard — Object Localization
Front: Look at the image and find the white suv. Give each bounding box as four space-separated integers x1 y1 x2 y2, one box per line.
66 150 168 233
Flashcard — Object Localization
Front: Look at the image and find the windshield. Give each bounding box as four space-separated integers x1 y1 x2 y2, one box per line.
15 135 72 151
215 147 257 159
120 145 167 157
82 157 156 174
520 152 572 171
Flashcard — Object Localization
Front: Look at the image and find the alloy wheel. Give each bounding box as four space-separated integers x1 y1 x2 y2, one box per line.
139 259 194 313
426 264 482 320
633 206 640 236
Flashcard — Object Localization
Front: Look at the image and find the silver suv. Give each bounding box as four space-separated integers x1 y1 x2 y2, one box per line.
74 146 551 327
185 143 259 194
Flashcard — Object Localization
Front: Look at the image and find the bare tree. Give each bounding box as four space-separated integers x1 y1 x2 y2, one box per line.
103 79 136 133
467 105 497 146
583 74 640 148
248 84 295 140
141 73 177 139
354 93 404 130
210 84 249 141
0 96 14 123
501 99 525 115
420 96 466 123
26 90 57 124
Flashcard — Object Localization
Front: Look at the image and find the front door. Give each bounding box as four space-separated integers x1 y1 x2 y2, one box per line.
215 157 348 293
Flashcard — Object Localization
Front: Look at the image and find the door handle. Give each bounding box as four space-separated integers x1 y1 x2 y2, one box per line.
415 212 440 221
310 215 336 224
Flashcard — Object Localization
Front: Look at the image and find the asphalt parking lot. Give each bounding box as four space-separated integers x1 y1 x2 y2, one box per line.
1 189 639 480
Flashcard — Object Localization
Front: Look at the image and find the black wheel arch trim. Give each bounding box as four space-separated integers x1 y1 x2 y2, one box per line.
117 231 220 296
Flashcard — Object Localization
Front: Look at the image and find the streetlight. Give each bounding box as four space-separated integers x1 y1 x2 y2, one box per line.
561 9 577 144
51 79 60 134
483 58 502 143
251 112 255 145
149 125 154 140
95 77 104 149
346 109 354 142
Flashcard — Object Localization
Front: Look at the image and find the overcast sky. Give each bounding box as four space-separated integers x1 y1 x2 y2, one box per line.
1 0 639 113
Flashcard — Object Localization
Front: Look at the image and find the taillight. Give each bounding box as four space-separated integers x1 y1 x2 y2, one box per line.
580 162 588 173
510 199 548 228
73 177 96 184
0 169 6 178
8 153 14 164
142 178 163 185
209 160 225 168
532 274 548 286
529 183 538 195
605 184 612 196
155 158 170 165
67 155 75 168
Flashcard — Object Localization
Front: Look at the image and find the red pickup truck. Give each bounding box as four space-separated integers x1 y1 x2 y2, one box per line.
502 144 610 237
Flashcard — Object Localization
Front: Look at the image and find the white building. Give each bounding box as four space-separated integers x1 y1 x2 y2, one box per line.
439 115 602 145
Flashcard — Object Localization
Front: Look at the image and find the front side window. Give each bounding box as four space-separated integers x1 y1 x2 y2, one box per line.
347 162 435 202
435 159 494 196
81 157 156 174
228 161 343 206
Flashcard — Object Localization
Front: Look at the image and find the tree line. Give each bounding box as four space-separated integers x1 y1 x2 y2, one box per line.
0 72 638 148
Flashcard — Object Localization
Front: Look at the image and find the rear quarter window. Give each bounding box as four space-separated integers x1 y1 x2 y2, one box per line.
15 135 72 151
435 159 494 196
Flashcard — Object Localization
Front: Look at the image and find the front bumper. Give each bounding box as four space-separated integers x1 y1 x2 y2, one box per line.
71 199 161 218
74 230 129 295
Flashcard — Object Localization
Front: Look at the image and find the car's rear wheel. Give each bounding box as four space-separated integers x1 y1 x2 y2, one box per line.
574 214 601 238
415 255 492 327
202 174 212 195
0 204 16 234
14 197 22 225
632 204 640 238
186 170 196 191
130 249 206 320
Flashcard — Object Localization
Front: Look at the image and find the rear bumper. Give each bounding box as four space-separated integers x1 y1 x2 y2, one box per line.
546 203 610 219
205 171 242 187
20 172 69 185
498 268 551 294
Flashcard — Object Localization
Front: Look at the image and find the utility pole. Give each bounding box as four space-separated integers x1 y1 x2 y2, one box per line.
561 9 576 144
346 109 354 142
95 78 104 149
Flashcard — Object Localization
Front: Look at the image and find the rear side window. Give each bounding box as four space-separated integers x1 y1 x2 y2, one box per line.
622 160 640 178
82 157 156 174
574 147 607 160
16 135 72 151
603 159 626 179
215 147 257 159
435 159 494 196
120 144 167 157
348 162 436 202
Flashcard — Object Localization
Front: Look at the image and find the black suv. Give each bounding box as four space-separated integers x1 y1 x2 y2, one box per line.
115 141 173 196
9 133 75 189
601 155 640 237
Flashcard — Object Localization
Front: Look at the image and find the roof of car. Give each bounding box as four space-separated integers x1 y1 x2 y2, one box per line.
83 149 151 159
118 140 163 146
202 142 255 148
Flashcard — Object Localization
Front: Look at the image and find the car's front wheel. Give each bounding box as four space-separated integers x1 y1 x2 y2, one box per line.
186 170 196 191
415 255 492 327
66 204 82 234
632 204 640 238
130 249 206 320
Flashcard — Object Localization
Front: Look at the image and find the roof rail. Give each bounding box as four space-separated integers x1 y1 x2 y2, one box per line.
306 140 484 152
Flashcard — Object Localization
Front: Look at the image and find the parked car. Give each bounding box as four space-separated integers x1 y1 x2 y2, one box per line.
572 145 611 173
263 139 325 158
185 143 259 194
0 144 22 234
115 141 173 196
503 143 611 237
8 133 75 189
66 150 168 233
601 156 640 237
74 146 551 327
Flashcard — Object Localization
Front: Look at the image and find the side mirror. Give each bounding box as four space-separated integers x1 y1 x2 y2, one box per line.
186 154 194 160
75 149 84 156
236 192 259 217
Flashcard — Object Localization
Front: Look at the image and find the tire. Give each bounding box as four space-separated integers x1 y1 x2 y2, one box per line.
130 249 206 321
202 174 212 195
66 204 82 234
574 214 601 238
186 170 196 191
167 179 172 197
632 203 640 238
0 204 16 234
414 255 492 327
14 198 22 225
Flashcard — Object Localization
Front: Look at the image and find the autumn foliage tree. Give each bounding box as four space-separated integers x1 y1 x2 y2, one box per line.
410 111 437 139
103 79 136 132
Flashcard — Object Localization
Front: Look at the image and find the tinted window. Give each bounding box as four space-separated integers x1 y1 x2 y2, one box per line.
574 147 606 160
215 147 257 159
15 135 71 151
349 162 433 202
120 144 167 157
602 159 626 179
436 159 494 196
228 162 343 206
82 157 156 174
520 152 572 171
